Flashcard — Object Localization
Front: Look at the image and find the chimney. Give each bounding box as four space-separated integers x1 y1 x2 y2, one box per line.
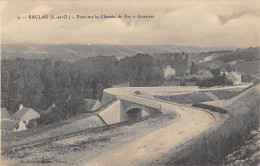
19 104 23 111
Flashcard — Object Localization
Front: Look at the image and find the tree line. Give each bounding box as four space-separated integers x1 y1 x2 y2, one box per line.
217 47 259 62
1 53 189 117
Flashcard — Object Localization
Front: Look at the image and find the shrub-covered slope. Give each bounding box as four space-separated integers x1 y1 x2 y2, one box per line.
224 130 260 166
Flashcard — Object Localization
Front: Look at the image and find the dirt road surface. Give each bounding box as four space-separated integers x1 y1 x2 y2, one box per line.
70 101 216 166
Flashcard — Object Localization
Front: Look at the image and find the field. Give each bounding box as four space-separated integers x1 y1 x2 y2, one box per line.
211 90 240 100
155 92 211 104
154 89 241 104
231 61 260 76
2 44 223 60
198 61 260 77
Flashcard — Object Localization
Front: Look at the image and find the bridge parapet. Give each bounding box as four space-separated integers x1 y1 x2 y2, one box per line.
118 94 161 110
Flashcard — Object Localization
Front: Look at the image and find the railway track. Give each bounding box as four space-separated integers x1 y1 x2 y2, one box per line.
5 82 246 157
2 113 162 156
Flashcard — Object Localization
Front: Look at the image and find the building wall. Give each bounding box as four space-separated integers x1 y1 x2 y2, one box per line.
226 72 242 85
164 66 176 79
235 75 242 85
14 121 27 132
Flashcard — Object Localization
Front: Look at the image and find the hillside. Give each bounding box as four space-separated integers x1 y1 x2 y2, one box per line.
196 47 259 64
217 47 260 62
203 83 260 110
196 47 260 76
168 83 260 165
155 90 241 105
1 44 235 60
231 61 260 76
223 130 259 166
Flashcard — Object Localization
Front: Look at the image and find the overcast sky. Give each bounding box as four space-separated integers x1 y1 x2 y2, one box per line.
1 0 259 47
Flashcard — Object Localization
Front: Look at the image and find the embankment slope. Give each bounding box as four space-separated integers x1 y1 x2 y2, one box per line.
165 83 260 165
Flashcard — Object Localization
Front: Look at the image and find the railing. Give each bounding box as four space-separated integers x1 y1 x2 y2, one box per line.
118 94 161 110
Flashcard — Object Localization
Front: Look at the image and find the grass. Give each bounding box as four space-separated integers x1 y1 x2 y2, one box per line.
232 61 260 75
155 92 212 104
155 89 244 105
211 90 240 100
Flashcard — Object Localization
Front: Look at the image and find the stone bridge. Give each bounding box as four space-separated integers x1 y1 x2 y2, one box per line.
97 86 200 125
97 91 162 125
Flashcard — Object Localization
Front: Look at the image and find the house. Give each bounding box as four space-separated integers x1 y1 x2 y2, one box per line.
182 74 197 81
220 68 228 75
163 65 176 80
185 69 191 75
14 121 28 132
197 70 214 81
1 119 19 135
83 99 101 112
1 108 11 119
13 104 40 124
226 71 242 85
197 68 207 75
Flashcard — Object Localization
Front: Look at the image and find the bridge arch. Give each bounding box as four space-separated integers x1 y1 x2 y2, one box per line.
125 104 150 113
125 104 150 120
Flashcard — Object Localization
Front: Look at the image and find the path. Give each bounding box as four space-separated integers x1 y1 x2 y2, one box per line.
70 99 216 166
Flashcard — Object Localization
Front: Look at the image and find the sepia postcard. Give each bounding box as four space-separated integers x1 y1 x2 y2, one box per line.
0 0 259 165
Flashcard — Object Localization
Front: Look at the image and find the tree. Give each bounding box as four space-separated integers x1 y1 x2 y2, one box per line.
226 64 233 72
190 61 198 75
1 64 11 109
40 59 58 109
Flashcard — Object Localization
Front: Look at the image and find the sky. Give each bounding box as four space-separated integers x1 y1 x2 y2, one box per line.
1 0 259 47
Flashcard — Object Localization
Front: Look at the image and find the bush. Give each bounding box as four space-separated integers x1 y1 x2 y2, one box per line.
37 107 65 125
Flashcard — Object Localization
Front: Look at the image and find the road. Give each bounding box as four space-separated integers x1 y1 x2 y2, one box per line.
70 95 216 166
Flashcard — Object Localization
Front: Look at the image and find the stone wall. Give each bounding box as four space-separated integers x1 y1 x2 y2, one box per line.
98 100 129 125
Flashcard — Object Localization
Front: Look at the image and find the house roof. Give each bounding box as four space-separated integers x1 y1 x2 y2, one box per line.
1 108 11 119
220 68 227 72
197 68 207 74
202 70 213 76
162 65 175 71
1 119 19 130
229 71 241 77
13 107 38 120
